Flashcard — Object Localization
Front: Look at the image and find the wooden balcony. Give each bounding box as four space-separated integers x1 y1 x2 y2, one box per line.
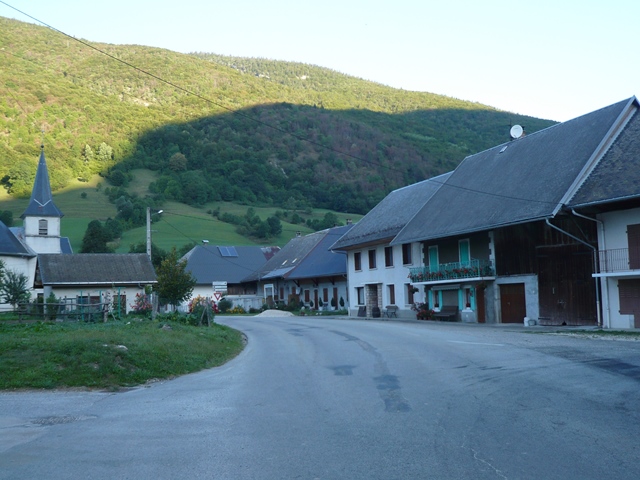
409 259 495 284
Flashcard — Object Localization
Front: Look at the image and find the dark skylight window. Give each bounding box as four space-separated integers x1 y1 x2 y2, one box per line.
218 246 238 257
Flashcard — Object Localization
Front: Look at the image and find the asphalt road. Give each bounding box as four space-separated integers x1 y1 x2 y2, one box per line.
1 316 640 479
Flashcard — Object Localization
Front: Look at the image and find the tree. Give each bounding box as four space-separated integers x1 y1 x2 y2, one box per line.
0 210 13 227
80 220 112 253
267 216 282 236
155 247 196 309
0 267 31 310
129 241 167 269
168 152 188 172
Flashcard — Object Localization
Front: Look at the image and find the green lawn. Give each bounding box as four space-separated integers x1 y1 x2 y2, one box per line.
0 318 244 390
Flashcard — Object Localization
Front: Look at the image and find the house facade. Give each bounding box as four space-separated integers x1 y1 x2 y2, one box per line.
246 225 354 311
182 244 279 311
331 175 451 319
335 97 640 328
37 253 157 315
567 105 640 328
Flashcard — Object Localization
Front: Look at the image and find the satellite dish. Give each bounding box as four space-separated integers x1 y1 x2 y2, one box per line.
510 124 524 139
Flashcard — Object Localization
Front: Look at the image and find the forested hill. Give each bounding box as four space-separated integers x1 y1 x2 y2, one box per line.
0 16 555 214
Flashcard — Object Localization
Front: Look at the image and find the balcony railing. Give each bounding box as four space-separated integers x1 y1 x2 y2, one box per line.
597 248 640 273
409 259 495 283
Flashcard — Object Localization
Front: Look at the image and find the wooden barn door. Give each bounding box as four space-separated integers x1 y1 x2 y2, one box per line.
500 283 526 323
538 245 596 325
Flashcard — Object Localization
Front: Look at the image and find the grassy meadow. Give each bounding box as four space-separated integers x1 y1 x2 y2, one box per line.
0 169 361 253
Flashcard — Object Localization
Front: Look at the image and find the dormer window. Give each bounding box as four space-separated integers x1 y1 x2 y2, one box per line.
39 219 48 236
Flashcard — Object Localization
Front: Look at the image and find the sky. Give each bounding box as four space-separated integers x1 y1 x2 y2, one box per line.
1 0 638 122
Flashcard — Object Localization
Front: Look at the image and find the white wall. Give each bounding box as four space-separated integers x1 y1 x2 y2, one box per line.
23 217 61 254
494 274 539 324
597 207 640 329
48 286 147 314
346 242 425 318
0 255 37 312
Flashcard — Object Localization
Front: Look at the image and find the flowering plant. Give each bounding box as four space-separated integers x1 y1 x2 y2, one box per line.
188 295 219 314
131 293 152 315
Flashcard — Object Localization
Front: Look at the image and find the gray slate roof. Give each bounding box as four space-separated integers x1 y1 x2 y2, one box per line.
392 98 635 245
38 253 157 285
330 173 452 250
284 225 353 279
569 109 640 208
21 148 64 219
246 225 354 282
0 222 35 257
182 245 279 285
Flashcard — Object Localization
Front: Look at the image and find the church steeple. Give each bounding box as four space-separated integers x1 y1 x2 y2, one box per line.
20 145 64 254
20 145 64 219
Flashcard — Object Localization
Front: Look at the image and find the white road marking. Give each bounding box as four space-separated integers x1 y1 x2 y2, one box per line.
448 341 505 346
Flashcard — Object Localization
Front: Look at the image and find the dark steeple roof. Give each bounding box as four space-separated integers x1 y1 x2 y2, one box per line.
21 146 64 219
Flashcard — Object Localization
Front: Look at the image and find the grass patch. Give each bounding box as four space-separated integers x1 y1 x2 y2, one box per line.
532 329 640 339
0 319 244 390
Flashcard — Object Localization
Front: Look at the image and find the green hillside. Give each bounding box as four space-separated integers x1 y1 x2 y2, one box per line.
0 16 555 249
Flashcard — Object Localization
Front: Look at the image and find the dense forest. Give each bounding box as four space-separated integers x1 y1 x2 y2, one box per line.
0 16 555 215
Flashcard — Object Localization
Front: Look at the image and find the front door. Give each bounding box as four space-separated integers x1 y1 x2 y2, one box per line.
476 286 486 323
500 283 526 323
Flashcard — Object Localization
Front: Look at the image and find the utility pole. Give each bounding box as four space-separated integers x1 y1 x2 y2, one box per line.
146 207 152 261
146 208 163 261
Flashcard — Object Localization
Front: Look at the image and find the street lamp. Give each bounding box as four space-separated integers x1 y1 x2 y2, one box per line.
146 208 163 260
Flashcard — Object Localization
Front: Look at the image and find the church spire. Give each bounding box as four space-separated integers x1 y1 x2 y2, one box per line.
20 145 64 219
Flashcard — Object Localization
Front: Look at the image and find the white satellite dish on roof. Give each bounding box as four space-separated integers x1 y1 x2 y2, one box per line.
510 124 524 139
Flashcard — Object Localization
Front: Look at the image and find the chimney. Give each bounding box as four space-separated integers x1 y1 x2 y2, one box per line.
296 231 301 237
346 218 352 225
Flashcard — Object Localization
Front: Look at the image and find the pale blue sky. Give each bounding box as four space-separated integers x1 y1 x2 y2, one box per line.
1 0 637 121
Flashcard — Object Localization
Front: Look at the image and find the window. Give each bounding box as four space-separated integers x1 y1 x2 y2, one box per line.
356 287 365 305
304 290 310 303
402 244 412 265
385 246 394 267
428 246 439 272
459 239 470 264
38 219 48 236
388 284 395 305
368 249 377 269
354 252 362 271
619 279 640 314
279 287 284 302
628 224 640 269
406 284 415 305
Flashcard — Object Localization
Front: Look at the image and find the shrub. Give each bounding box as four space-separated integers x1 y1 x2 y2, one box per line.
218 298 232 313
187 295 218 325
131 293 152 317
45 292 58 320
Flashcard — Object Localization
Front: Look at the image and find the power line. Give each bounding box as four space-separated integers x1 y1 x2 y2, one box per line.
0 1 561 207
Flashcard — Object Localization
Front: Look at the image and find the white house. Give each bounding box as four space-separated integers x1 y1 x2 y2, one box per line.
245 225 354 311
567 104 640 328
0 146 157 315
330 174 450 319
